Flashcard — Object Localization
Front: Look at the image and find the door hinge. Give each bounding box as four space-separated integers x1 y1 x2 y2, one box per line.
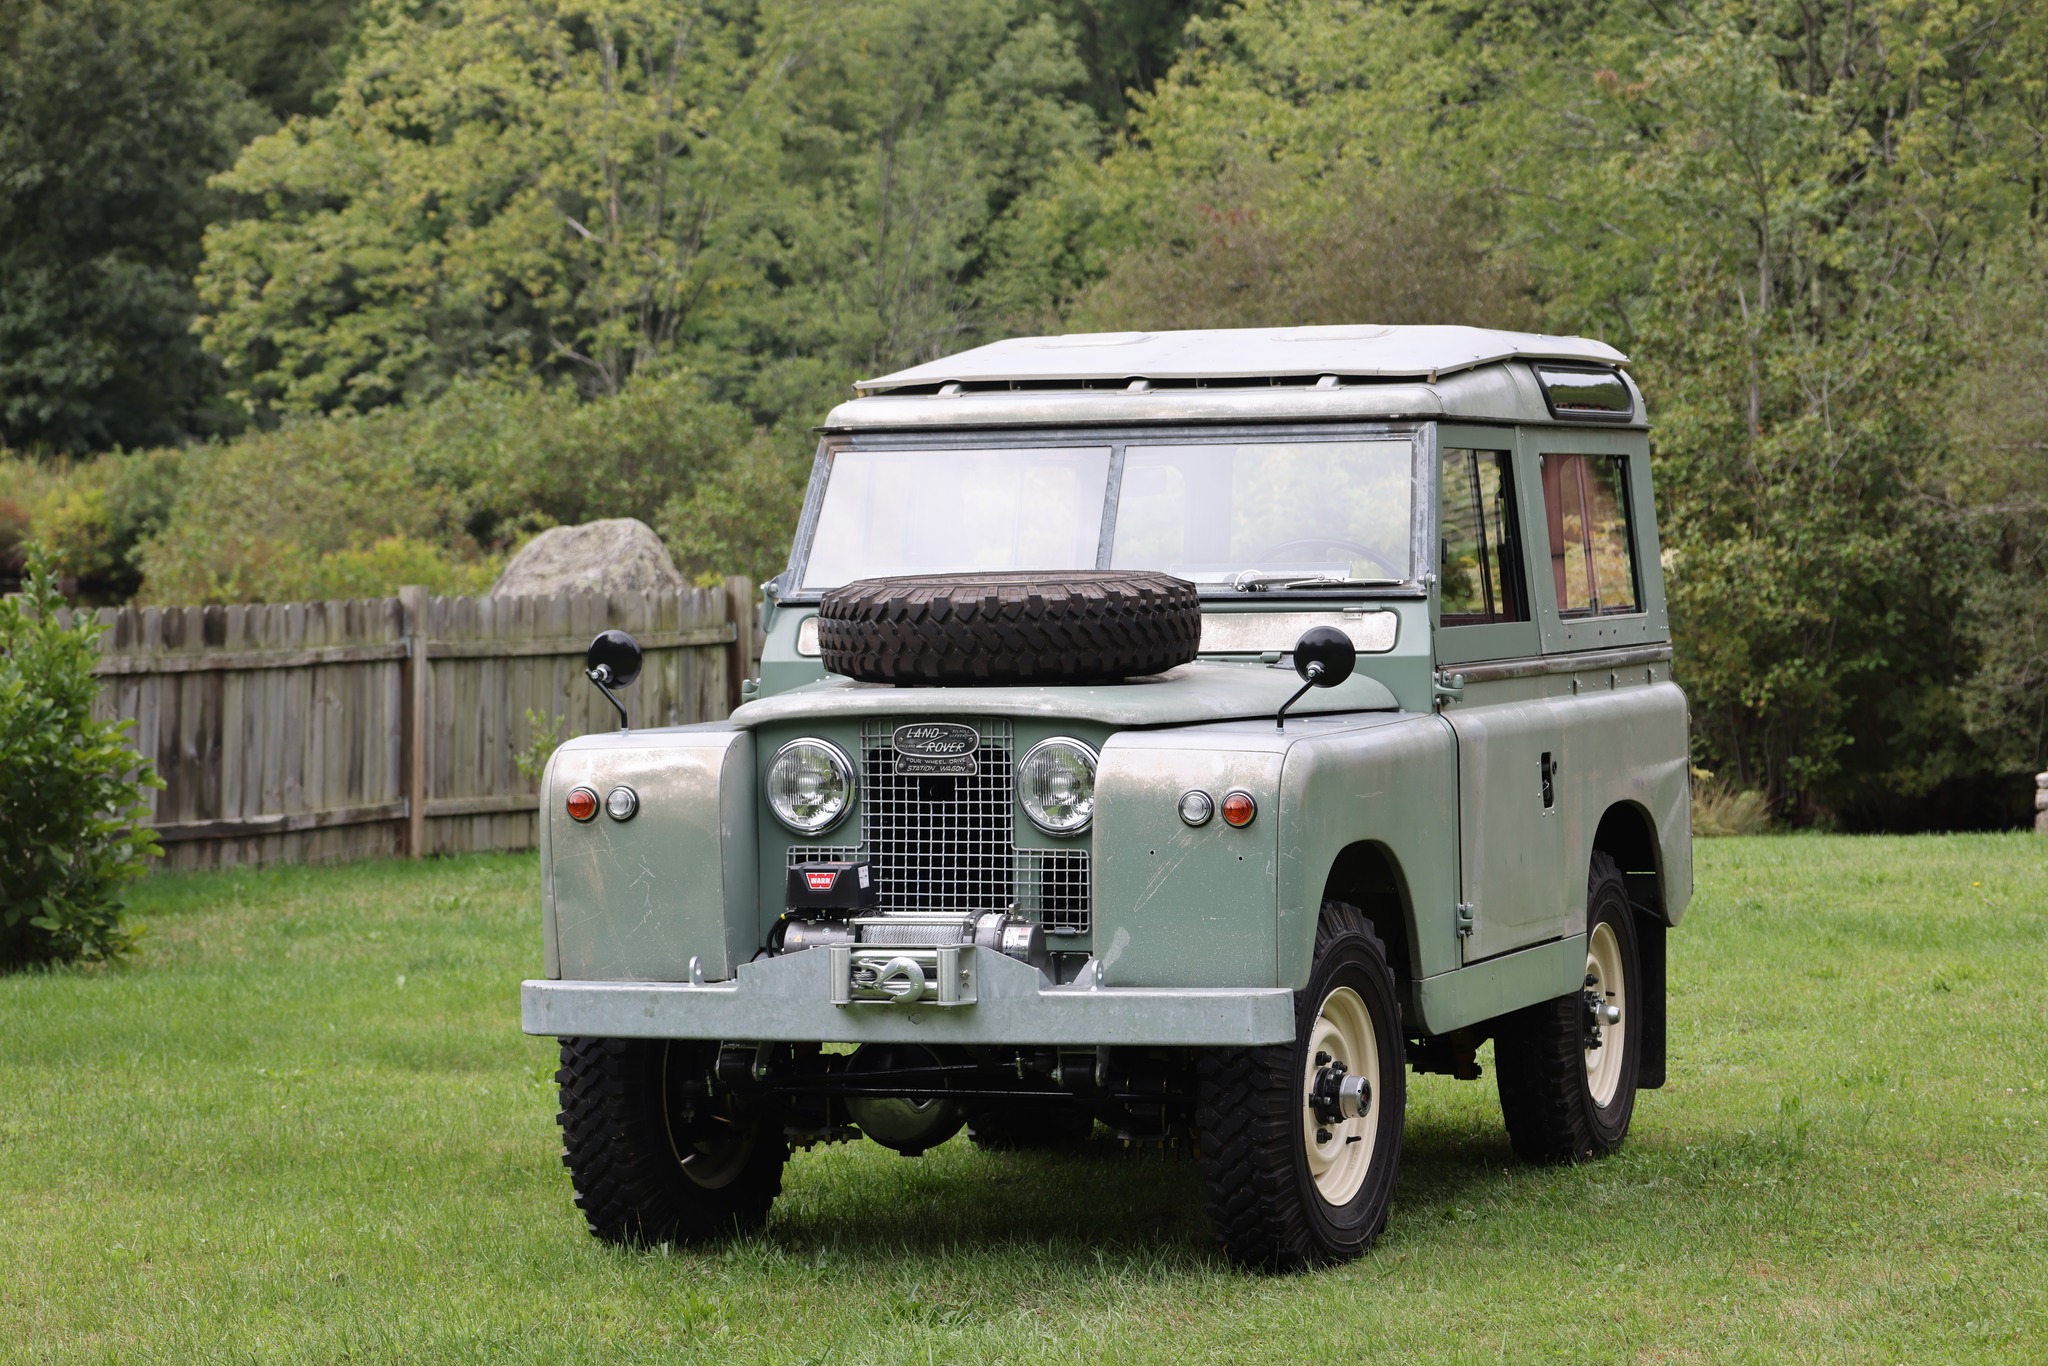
1433 670 1465 706
1455 902 1475 937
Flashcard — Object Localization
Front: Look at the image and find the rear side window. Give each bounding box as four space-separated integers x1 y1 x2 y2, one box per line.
1535 366 1634 421
1438 448 1526 625
1540 453 1638 617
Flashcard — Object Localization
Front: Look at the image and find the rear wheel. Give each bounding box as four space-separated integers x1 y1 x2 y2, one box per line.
556 1037 788 1244
1493 852 1643 1162
1194 901 1406 1271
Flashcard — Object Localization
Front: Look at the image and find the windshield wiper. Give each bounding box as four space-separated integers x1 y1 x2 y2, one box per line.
1231 571 1404 592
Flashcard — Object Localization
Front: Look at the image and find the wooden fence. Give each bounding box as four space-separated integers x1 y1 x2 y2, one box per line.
65 581 757 871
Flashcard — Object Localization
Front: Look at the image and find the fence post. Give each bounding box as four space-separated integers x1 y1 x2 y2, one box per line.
724 576 756 715
399 585 429 858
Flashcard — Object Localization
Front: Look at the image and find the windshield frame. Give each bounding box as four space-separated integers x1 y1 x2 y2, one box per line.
775 421 1433 603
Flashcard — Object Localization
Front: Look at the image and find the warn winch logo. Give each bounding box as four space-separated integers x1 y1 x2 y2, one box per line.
893 722 979 776
805 871 837 891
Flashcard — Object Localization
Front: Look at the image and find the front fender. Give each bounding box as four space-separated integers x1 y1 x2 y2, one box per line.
1276 714 1459 990
1092 729 1285 987
543 724 756 983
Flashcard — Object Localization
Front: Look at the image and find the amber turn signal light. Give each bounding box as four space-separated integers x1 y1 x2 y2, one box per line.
565 786 599 822
1221 790 1257 827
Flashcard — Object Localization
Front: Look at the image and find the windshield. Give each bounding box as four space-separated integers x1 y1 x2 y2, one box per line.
798 437 1414 591
802 447 1111 588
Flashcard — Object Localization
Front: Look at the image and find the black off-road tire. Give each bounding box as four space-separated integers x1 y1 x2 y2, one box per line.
1493 852 1643 1162
556 1037 788 1244
1194 901 1407 1272
817 571 1201 685
965 1103 1096 1151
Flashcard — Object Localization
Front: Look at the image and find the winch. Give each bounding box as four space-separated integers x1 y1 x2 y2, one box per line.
775 860 1049 1004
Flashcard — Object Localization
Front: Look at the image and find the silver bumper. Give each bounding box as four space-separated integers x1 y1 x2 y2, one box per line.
521 946 1295 1047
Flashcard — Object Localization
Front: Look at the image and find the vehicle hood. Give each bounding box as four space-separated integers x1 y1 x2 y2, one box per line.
729 660 1398 730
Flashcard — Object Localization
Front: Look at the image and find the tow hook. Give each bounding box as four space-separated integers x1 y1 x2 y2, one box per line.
1308 1053 1372 1128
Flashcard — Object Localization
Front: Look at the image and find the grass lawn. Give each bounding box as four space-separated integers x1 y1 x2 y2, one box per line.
2 834 2043 1363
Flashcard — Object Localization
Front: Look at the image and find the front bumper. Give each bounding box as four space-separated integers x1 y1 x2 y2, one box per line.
521 947 1294 1047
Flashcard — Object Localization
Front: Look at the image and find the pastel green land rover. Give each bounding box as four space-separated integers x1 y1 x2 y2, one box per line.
525 324 1691 1270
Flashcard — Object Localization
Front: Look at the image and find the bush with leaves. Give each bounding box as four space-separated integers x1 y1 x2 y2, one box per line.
0 546 160 967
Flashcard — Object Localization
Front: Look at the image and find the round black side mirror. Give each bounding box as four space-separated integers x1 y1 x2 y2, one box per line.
1293 625 1356 688
586 630 644 688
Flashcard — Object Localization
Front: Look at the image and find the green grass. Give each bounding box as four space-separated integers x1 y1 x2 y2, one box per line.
2 835 2043 1363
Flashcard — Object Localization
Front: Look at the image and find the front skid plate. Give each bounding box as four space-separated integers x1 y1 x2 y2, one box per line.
521 947 1294 1047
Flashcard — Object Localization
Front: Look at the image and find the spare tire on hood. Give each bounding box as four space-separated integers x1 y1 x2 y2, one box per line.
817 570 1201 685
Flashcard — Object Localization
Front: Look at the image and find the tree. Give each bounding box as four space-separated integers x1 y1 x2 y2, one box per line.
195 0 1103 424
1044 0 2048 823
0 0 257 453
177 0 365 121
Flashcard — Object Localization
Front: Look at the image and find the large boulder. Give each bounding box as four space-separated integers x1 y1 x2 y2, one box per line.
490 518 688 598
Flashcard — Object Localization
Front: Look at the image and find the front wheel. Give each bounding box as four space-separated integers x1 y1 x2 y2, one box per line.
1493 851 1643 1161
1195 901 1406 1271
556 1037 789 1244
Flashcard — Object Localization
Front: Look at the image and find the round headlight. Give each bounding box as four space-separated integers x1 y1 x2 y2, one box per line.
766 738 856 835
1019 738 1098 836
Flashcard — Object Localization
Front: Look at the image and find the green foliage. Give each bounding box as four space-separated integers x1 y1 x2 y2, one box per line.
0 449 185 601
176 0 365 120
656 436 812 586
1947 240 2048 774
0 0 260 453
1031 1 1216 127
1514 7 2048 820
1041 0 2048 822
1060 165 1537 333
0 547 160 967
512 709 565 784
195 0 1102 422
132 371 764 603
14 0 2048 825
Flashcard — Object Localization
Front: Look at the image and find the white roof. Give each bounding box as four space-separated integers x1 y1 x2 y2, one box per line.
856 324 1627 394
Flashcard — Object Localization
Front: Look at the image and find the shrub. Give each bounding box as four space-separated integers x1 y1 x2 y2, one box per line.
1692 772 1772 838
657 434 812 586
0 449 185 600
0 545 160 967
133 372 760 603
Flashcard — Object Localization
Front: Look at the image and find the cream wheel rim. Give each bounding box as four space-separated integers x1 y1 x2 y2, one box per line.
1583 920 1627 1107
1302 985 1379 1204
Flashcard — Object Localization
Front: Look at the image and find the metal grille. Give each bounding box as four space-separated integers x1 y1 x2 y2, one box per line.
1016 849 1092 935
860 718 1014 914
786 845 860 868
782 724 1092 934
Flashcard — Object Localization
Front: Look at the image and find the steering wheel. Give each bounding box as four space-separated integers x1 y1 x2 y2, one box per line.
1249 537 1402 579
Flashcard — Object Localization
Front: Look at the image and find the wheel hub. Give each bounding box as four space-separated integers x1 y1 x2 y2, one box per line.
1581 920 1629 1108
1301 985 1380 1204
1308 1056 1373 1127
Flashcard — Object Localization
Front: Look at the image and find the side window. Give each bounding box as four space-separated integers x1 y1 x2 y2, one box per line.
1539 453 1638 617
1438 448 1526 625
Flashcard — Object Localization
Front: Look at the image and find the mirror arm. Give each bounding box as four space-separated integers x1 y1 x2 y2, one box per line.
587 665 630 731
1275 661 1325 731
